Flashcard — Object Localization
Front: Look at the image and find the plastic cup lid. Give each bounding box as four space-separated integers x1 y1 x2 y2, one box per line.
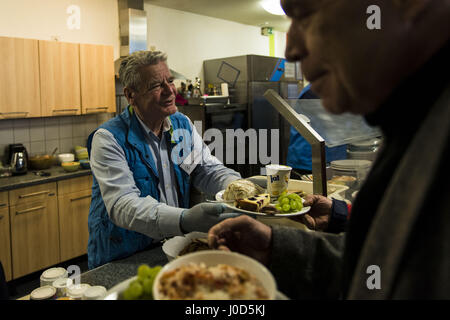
52 277 73 288
30 286 56 300
266 164 292 174
42 267 66 280
83 286 107 299
67 284 91 297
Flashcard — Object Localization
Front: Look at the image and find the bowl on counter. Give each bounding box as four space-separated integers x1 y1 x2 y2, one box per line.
58 153 75 164
79 159 90 169
74 146 88 160
29 154 54 170
152 250 277 300
61 161 80 172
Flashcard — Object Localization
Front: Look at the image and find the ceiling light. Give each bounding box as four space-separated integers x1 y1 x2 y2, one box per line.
260 0 286 16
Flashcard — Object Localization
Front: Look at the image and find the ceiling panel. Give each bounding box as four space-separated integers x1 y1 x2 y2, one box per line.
145 0 291 32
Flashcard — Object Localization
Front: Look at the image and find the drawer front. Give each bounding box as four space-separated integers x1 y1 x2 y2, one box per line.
57 175 93 196
0 191 8 208
9 183 57 206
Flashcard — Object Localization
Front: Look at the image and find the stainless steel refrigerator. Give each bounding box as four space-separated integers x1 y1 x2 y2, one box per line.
203 54 302 176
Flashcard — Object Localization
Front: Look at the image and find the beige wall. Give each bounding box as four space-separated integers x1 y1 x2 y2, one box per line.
0 0 120 59
145 4 287 81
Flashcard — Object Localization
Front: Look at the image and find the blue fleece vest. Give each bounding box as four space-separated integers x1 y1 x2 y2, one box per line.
86 106 192 269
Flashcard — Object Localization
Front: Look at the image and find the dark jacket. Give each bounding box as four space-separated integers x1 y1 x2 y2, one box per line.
269 43 450 299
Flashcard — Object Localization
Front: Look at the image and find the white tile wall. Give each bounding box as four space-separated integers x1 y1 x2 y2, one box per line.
0 113 114 161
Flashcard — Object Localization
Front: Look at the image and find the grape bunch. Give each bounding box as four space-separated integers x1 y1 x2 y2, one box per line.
275 192 303 213
122 264 162 300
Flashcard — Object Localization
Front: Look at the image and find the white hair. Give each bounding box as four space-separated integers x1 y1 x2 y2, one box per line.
119 50 168 90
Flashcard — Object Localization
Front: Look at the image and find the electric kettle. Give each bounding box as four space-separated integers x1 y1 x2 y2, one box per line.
7 144 28 175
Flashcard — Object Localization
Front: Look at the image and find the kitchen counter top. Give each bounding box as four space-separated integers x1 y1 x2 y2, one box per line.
18 243 167 300
0 166 92 192
80 243 168 290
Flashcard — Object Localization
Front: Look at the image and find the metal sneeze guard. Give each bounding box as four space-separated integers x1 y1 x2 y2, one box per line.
264 89 327 196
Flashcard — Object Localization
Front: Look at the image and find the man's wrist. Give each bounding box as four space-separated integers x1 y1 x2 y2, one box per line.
179 209 187 234
158 204 185 237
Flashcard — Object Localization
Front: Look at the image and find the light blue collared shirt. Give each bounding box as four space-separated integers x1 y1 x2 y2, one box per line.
90 113 241 240
135 114 180 208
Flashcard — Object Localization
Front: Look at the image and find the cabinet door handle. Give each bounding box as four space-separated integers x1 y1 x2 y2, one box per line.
0 203 6 208
70 194 91 202
0 214 3 220
85 107 108 113
0 111 29 118
16 205 45 215
52 108 78 114
18 190 50 199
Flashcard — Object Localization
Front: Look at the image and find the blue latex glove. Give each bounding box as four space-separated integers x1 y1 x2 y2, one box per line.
180 203 240 234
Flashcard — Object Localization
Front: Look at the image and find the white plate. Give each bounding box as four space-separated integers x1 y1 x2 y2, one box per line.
216 190 311 218
104 276 136 300
162 232 208 261
104 274 289 300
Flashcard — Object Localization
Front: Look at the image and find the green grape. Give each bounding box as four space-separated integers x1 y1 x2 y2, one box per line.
282 204 290 212
149 266 162 277
123 282 143 300
130 282 143 298
129 279 141 287
122 265 163 300
137 264 152 280
281 197 290 205
296 200 303 210
290 200 298 211
275 204 282 212
280 191 287 197
122 287 134 300
287 193 297 200
143 277 154 295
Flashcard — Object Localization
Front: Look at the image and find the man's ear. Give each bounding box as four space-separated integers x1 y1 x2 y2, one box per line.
123 87 135 105
393 0 431 21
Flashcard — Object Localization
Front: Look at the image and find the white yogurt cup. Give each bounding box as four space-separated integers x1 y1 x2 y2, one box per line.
52 277 73 298
266 164 292 197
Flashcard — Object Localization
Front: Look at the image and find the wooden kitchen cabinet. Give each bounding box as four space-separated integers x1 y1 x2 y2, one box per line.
9 183 60 279
0 192 12 281
57 176 92 261
80 44 116 114
0 37 41 119
39 40 81 117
